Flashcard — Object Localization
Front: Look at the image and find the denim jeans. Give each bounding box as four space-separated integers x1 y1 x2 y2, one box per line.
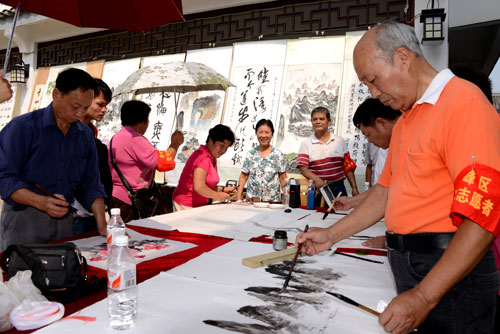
388 248 498 333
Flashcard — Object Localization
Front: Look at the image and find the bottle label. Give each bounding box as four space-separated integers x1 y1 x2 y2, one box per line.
108 268 136 290
107 228 124 246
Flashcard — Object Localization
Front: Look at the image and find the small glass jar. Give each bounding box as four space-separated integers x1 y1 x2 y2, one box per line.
273 230 288 251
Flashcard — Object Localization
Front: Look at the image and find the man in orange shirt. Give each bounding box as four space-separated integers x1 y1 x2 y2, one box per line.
296 21 500 333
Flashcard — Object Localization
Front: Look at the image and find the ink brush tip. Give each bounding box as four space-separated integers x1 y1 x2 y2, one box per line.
280 224 309 293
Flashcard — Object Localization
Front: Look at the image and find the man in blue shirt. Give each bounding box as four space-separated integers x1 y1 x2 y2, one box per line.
0 68 107 251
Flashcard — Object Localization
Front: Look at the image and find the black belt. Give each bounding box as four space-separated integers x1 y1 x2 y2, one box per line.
385 232 455 253
327 179 344 187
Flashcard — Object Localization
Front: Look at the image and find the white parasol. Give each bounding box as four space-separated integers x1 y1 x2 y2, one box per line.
114 61 235 129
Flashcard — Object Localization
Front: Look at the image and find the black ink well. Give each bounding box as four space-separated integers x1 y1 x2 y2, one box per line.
273 230 288 251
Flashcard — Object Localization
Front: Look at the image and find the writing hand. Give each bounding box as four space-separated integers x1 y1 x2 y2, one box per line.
170 130 184 149
295 227 335 256
333 196 356 211
223 186 236 195
214 191 230 202
41 194 70 218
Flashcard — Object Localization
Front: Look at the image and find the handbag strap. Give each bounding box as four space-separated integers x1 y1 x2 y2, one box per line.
109 136 136 197
1 244 47 288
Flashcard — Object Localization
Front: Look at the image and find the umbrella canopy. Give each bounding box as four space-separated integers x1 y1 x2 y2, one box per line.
0 0 183 33
114 62 235 96
114 61 235 131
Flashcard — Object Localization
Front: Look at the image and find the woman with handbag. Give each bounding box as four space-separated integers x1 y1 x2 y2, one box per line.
108 100 184 222
172 124 236 211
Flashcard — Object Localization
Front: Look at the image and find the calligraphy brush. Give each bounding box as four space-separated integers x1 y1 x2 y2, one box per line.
322 191 343 220
332 250 384 264
280 224 309 293
326 291 380 317
30 182 79 214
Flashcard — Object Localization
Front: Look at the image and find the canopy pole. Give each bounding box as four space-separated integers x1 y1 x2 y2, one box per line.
173 89 180 130
2 3 21 78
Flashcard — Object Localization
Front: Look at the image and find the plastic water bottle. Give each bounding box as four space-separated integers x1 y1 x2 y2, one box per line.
107 235 138 330
107 208 126 254
307 179 315 210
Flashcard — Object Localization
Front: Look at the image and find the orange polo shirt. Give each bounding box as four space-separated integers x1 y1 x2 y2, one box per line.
378 70 500 237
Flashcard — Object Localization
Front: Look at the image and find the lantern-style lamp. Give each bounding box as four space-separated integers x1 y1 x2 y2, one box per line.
420 7 446 46
9 60 29 83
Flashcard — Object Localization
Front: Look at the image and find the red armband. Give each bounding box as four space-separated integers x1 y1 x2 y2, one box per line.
157 150 175 172
451 164 500 237
343 153 357 174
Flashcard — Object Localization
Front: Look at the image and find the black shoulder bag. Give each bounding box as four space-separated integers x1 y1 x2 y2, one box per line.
109 137 166 219
0 243 105 304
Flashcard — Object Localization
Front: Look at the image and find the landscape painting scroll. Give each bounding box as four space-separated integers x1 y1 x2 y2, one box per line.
274 37 346 173
164 47 233 185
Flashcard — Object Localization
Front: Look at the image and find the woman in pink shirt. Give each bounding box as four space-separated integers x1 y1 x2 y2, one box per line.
108 100 183 222
173 124 236 210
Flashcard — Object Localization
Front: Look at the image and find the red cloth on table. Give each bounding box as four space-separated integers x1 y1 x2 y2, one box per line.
4 226 231 333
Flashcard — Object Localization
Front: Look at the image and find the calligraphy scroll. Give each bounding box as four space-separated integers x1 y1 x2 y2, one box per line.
139 53 186 152
221 41 286 178
97 58 141 143
338 32 370 175
0 85 17 131
29 84 45 112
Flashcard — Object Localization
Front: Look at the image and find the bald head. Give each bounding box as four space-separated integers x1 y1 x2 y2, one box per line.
355 22 423 65
353 22 436 111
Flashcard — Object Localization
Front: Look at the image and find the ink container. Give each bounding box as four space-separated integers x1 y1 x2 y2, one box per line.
273 230 288 251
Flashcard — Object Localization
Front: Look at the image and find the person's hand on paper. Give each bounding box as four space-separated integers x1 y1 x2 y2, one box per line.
379 286 433 334
295 227 335 256
362 235 386 249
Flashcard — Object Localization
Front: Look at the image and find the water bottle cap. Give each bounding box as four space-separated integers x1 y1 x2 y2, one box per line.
114 235 129 246
110 208 121 215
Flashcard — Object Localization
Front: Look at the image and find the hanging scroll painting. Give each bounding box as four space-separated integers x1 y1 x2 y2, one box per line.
96 58 141 143
164 47 233 185
338 31 370 175
220 40 287 183
0 85 17 131
139 53 186 151
274 37 345 173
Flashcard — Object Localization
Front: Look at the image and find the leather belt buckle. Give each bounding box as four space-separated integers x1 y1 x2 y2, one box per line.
385 231 396 251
